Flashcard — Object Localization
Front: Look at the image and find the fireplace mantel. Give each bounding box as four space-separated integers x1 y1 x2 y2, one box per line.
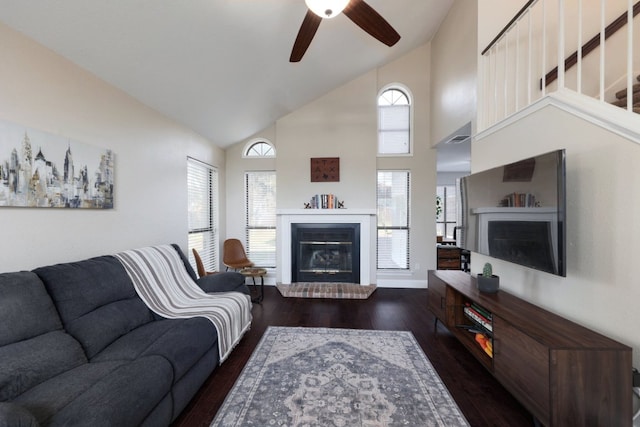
276 209 377 285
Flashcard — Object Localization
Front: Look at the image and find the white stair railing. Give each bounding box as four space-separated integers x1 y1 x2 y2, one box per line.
480 0 639 131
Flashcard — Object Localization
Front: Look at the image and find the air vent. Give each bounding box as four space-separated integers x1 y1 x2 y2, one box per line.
445 135 470 144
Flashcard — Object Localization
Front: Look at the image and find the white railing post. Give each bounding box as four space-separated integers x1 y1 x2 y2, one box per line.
577 0 583 94
600 0 606 102
516 20 520 110
558 0 566 89
627 0 634 111
528 9 533 104
542 0 547 96
493 43 500 123
504 36 509 117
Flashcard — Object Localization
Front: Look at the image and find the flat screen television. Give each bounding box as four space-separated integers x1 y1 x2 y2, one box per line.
459 149 566 276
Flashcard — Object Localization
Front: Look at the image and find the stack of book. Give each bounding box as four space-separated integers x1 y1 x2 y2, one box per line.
309 194 340 209
500 192 537 207
463 302 493 333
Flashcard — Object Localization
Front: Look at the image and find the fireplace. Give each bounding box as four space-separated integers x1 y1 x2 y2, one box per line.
488 221 555 273
291 223 360 283
474 207 559 274
276 209 376 285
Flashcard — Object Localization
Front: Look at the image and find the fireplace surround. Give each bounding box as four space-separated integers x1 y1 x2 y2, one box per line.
276 209 376 285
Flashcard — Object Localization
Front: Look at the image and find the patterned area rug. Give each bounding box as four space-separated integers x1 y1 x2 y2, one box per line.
211 327 469 427
276 283 377 299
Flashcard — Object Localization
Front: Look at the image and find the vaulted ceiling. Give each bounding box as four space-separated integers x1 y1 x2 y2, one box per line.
0 0 454 148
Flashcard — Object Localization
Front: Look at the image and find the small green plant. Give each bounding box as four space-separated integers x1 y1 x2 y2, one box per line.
482 262 493 277
435 195 443 218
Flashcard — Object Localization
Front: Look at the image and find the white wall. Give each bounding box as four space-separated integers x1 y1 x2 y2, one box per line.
0 22 224 272
477 0 640 372
431 0 479 145
227 44 437 286
473 102 640 370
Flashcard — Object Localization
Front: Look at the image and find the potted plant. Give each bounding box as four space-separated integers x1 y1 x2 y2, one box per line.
477 262 499 293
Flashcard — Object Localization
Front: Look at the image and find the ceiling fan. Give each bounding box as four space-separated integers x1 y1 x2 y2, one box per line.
290 0 401 62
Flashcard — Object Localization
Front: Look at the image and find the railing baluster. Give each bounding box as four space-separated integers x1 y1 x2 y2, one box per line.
528 9 533 104
600 0 606 102
493 44 499 123
628 0 634 111
484 53 490 127
578 0 583 94
516 20 520 110
542 0 547 96
505 35 509 117
558 0 565 89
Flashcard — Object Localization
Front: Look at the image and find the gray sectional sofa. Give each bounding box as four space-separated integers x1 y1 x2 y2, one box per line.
0 245 249 427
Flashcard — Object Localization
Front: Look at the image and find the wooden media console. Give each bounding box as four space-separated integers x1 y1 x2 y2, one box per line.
428 270 632 426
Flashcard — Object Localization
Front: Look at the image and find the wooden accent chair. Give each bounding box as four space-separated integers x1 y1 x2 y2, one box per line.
223 239 254 271
192 248 216 278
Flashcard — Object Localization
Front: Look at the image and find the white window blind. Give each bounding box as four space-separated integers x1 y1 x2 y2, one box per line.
378 88 411 155
187 158 218 273
436 185 457 240
245 171 276 268
377 170 410 270
378 105 410 154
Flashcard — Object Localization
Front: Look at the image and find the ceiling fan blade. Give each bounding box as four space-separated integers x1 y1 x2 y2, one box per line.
290 10 322 62
343 0 401 47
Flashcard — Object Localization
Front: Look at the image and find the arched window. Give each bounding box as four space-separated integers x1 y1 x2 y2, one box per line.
377 86 412 155
243 139 276 158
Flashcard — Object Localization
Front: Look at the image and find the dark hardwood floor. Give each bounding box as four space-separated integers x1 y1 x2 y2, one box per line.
172 286 533 427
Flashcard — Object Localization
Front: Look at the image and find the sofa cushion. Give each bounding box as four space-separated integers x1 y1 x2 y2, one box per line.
0 402 40 427
34 256 155 358
196 271 250 295
14 357 173 427
92 317 217 382
0 331 87 401
0 271 62 347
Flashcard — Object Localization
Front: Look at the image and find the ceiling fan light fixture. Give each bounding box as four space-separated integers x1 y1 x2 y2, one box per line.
305 0 350 19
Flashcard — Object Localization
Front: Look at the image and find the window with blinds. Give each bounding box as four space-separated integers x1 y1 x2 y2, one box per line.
376 170 410 269
245 171 276 268
436 185 457 240
378 88 411 155
187 158 218 273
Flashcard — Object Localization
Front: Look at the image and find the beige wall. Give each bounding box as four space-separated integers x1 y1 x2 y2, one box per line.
476 0 640 373
0 22 224 271
472 105 640 370
431 0 478 145
227 44 437 286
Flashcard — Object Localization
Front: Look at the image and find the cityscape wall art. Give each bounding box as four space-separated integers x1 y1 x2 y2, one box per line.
0 119 114 209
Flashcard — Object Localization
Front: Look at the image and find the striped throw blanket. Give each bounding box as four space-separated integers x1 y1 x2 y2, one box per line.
114 245 252 363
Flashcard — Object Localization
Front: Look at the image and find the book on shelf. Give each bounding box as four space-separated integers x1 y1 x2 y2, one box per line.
310 194 340 209
470 302 492 321
500 192 537 208
464 304 493 332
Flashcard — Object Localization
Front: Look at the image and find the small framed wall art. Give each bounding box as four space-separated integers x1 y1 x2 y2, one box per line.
310 157 339 182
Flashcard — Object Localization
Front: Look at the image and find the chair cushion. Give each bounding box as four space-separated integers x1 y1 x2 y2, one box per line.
34 256 155 358
0 271 62 347
196 272 250 295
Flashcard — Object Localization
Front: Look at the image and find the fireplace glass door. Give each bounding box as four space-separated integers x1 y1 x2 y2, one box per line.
292 224 360 283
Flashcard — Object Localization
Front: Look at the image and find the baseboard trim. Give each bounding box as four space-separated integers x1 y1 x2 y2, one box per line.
376 279 427 289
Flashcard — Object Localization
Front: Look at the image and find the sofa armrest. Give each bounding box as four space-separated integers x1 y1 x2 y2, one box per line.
196 272 249 295
0 402 40 427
